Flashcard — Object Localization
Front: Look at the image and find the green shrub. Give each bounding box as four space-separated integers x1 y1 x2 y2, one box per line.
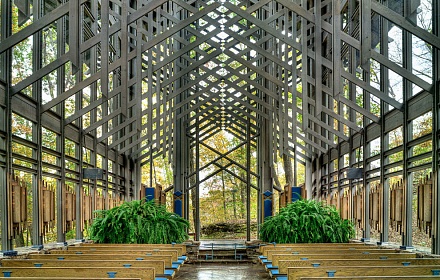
260 199 355 243
89 200 189 244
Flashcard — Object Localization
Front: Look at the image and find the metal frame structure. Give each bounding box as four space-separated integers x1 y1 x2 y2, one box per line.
0 0 439 252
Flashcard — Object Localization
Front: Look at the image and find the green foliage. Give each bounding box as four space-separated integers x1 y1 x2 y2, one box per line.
89 200 189 244
260 199 355 243
201 220 257 237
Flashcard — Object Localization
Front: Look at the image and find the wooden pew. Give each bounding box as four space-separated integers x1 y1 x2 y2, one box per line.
268 253 419 278
71 244 185 258
28 253 176 269
75 243 188 264
262 248 402 265
47 249 179 262
270 252 418 268
286 265 440 280
259 243 376 253
299 277 440 280
270 252 418 267
79 243 186 253
259 243 376 254
1 259 175 279
276 258 440 275
0 267 156 280
264 248 397 259
0 278 141 280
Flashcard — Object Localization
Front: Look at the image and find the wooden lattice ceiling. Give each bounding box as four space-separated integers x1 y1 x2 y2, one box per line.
3 0 433 166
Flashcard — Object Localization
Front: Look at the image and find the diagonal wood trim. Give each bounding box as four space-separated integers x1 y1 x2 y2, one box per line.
371 0 440 50
0 3 69 54
140 3 221 53
11 53 70 95
371 51 432 93
342 69 404 110
42 72 101 112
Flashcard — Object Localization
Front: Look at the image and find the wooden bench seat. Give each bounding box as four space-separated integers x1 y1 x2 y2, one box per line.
285 265 440 280
71 244 185 258
262 248 402 265
269 258 440 277
263 248 398 258
47 249 180 262
298 276 440 280
269 252 418 268
0 278 141 280
259 243 377 253
0 267 157 280
1 259 174 279
79 243 186 251
27 253 177 270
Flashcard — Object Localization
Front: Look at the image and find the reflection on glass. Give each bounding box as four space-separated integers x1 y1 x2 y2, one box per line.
411 111 432 140
12 37 33 86
415 0 433 33
12 1 33 34
412 35 432 85
388 69 403 110
388 24 403 66
42 70 58 105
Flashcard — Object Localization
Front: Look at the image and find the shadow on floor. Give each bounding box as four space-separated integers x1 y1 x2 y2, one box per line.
175 262 271 279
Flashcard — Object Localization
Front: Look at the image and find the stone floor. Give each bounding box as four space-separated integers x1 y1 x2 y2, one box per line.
175 263 271 279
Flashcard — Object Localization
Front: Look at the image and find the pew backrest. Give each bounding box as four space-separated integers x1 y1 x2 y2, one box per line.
0 267 155 280
26 253 174 267
258 243 374 253
71 244 184 256
287 265 440 280
265 248 399 260
271 253 418 266
298 277 440 280
1 259 165 274
80 243 186 252
0 278 141 280
47 249 179 261
278 258 440 274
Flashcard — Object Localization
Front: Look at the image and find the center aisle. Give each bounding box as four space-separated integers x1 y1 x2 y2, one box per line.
175 263 271 279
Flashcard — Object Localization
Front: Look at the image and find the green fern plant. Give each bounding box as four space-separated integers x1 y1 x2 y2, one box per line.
89 200 189 244
260 199 355 243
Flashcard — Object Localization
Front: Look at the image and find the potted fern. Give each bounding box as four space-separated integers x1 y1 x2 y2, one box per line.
260 199 355 243
89 200 189 244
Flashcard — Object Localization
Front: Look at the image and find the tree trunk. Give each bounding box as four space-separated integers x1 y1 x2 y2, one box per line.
14 232 25 247
240 172 246 219
221 170 227 220
273 166 282 190
283 153 294 187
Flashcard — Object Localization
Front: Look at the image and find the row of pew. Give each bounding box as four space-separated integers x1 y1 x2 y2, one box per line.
258 242 440 280
0 243 187 280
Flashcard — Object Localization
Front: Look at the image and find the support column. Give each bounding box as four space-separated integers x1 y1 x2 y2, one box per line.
379 4 390 245
134 159 141 201
246 118 251 241
195 119 200 241
379 112 390 244
401 6 414 248
1 0 12 251
258 118 273 224
174 123 183 194
262 191 273 221
305 159 312 199
173 191 184 217
432 0 440 255
1 83 12 250
362 130 370 242
32 0 44 247
76 133 84 241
